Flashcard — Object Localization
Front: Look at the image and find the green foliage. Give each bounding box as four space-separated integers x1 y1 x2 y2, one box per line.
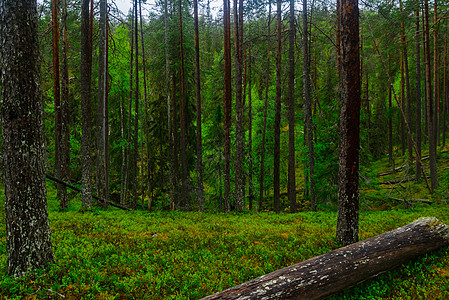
2 184 449 298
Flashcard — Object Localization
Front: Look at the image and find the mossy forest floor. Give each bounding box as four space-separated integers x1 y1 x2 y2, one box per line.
1 149 449 299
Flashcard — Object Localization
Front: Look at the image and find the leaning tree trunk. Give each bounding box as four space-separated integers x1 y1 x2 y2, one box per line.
336 0 361 246
202 217 449 300
0 0 54 277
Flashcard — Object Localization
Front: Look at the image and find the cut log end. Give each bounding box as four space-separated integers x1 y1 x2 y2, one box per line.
202 217 449 300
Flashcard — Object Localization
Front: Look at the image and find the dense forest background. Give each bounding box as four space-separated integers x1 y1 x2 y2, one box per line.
38 0 448 213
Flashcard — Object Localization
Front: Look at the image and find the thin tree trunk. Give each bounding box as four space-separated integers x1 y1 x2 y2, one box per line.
60 0 70 210
401 54 405 156
415 6 422 181
179 0 189 211
165 0 175 211
273 0 282 214
52 0 66 206
139 0 151 210
336 0 361 246
193 0 205 212
288 0 296 213
303 0 317 211
388 54 394 169
248 47 254 211
444 34 448 147
223 0 232 212
173 74 180 209
434 0 439 146
133 0 140 209
234 0 245 212
1 0 55 277
424 0 438 192
120 93 126 206
259 2 272 212
97 0 108 205
81 0 93 210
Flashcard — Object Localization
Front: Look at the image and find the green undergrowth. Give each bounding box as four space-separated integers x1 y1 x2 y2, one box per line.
1 186 449 299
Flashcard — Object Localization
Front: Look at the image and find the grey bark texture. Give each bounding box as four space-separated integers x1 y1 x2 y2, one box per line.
80 0 93 209
0 0 54 278
202 217 449 300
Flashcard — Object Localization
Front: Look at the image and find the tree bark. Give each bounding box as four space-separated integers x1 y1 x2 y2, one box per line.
273 0 282 214
303 0 317 212
259 2 271 212
60 0 71 210
248 47 254 211
288 0 296 213
336 0 361 246
234 0 245 212
52 0 65 205
1 0 54 277
133 0 140 209
202 217 449 300
97 0 108 205
179 0 190 211
424 0 438 192
81 0 93 210
223 0 232 212
194 0 205 212
415 6 422 181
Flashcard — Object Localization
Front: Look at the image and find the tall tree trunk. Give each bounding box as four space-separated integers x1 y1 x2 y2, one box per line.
97 0 108 205
179 0 190 211
388 55 394 169
288 0 297 213
172 74 181 209
120 94 126 206
133 0 140 209
259 2 272 212
60 0 70 210
273 0 282 214
336 0 361 246
401 55 405 156
433 0 439 146
303 0 317 211
400 0 412 160
139 0 151 210
415 6 422 181
165 0 175 211
1 0 54 278
223 0 232 212
193 0 205 212
424 0 438 192
234 0 245 212
52 0 65 205
444 34 448 147
81 0 93 209
248 47 254 211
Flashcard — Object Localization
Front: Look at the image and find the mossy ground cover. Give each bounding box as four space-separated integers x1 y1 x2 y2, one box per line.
1 185 449 299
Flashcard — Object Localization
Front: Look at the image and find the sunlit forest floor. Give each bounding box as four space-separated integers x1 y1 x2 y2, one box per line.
1 148 449 299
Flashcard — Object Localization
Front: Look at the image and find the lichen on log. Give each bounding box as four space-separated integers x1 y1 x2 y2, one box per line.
202 217 449 300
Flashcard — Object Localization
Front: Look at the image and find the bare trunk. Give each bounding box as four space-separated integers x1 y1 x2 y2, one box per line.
273 0 282 213
194 0 205 212
223 0 232 212
336 0 361 246
288 0 296 213
1 0 54 277
258 2 271 212
415 6 422 181
81 0 93 209
133 0 140 209
248 47 254 211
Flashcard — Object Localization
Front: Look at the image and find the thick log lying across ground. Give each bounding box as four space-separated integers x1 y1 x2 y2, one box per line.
202 217 449 300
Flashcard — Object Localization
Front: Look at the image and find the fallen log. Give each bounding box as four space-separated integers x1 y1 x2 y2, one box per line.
389 197 432 204
45 174 130 211
202 217 449 300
